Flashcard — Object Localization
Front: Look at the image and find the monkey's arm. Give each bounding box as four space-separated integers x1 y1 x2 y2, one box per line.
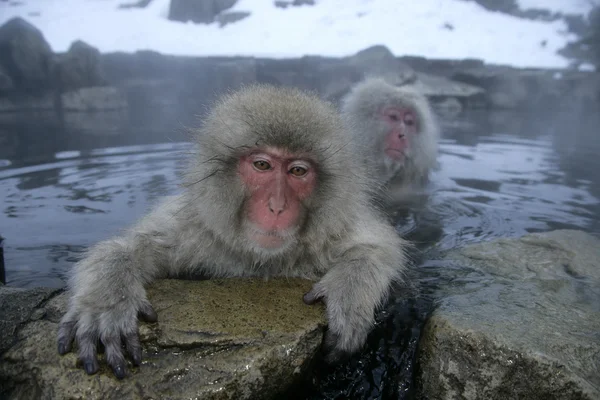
304 217 407 362
57 196 183 378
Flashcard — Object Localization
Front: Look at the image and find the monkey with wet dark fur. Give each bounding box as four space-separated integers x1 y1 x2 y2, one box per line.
57 84 409 379
342 78 440 204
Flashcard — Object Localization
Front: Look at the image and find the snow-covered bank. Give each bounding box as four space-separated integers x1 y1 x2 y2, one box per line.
0 0 594 69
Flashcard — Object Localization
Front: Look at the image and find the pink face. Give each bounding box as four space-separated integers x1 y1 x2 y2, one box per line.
380 107 418 161
238 147 316 249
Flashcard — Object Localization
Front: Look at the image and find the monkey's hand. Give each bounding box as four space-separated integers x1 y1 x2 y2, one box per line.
57 286 158 379
303 263 390 363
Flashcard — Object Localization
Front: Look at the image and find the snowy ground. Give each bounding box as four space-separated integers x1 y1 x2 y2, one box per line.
0 0 595 69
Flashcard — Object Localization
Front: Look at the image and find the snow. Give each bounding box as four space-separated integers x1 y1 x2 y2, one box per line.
0 0 594 69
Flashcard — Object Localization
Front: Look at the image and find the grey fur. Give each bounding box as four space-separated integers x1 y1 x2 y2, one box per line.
57 84 409 376
341 77 440 202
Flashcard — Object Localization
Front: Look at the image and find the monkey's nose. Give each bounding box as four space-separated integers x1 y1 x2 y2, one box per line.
268 199 285 215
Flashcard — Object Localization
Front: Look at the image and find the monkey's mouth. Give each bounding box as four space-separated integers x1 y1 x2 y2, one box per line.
247 225 297 250
384 148 405 160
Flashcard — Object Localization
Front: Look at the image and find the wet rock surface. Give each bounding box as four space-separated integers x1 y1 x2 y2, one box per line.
417 230 600 400
0 278 326 400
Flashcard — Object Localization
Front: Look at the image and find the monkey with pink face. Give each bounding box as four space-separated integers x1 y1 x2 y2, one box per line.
57 84 408 379
342 78 440 204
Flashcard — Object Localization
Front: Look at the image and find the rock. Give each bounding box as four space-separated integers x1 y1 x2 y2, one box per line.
118 0 153 9
0 286 61 354
0 17 54 92
274 0 314 7
63 110 128 136
0 94 55 112
0 278 326 400
0 63 14 92
347 45 417 86
168 0 238 24
54 40 107 91
61 86 127 112
217 11 251 27
417 230 600 400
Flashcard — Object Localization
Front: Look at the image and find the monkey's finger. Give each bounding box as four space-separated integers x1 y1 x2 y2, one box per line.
138 302 158 323
103 333 127 380
303 286 325 305
124 332 143 366
57 320 77 355
77 332 100 375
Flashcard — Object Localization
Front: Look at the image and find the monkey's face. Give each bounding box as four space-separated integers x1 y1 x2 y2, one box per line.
380 106 418 166
238 146 315 252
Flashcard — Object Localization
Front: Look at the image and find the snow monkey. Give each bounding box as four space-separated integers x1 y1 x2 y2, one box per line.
57 84 409 379
341 78 440 203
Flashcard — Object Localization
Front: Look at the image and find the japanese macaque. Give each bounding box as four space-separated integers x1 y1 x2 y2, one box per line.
57 84 408 379
341 78 440 203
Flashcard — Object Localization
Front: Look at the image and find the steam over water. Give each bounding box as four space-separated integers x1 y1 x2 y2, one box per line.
1 109 599 398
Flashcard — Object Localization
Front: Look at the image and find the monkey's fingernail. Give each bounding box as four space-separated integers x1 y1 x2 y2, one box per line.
57 343 67 355
303 291 320 305
84 361 98 375
139 304 158 323
113 365 126 380
132 353 142 366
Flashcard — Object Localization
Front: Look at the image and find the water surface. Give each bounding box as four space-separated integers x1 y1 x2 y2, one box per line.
1 109 599 399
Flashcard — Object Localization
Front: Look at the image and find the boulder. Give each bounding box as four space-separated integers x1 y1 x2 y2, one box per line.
0 278 325 400
217 11 251 27
0 17 54 92
168 0 238 24
417 230 600 400
61 86 127 112
54 40 107 91
0 64 14 92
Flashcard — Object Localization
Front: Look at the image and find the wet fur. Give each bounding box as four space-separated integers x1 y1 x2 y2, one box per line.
341 78 440 202
58 84 409 375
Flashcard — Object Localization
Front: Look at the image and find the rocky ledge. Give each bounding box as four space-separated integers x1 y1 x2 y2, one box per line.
0 17 598 129
417 230 600 400
0 278 325 400
1 230 598 399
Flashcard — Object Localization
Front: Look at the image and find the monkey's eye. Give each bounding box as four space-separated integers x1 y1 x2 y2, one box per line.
388 113 400 122
404 113 415 126
289 166 308 177
253 160 271 171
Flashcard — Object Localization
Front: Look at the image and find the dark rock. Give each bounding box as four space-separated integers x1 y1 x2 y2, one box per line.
53 40 107 91
0 278 325 399
168 0 238 24
61 86 127 112
217 10 251 27
275 0 314 7
0 94 55 112
292 0 315 5
347 45 417 85
118 0 153 9
0 286 61 354
0 17 54 92
0 63 14 92
417 230 600 400
63 110 128 136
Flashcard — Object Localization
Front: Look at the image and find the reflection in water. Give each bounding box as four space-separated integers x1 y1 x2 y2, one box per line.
1 109 600 398
0 143 190 287
1 110 599 286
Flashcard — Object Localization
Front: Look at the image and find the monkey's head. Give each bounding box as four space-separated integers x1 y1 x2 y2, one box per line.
342 78 439 183
184 84 367 259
